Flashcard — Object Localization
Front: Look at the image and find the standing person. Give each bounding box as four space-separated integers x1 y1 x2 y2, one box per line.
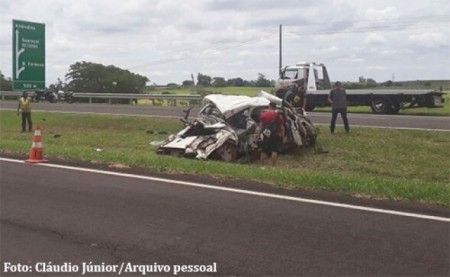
328 81 349 133
257 102 285 167
275 83 289 99
287 80 308 114
17 91 33 132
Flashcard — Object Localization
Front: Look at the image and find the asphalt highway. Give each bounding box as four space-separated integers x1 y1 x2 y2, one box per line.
1 101 449 131
1 159 449 276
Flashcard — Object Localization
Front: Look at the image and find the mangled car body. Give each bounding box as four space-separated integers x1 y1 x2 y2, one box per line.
156 91 317 162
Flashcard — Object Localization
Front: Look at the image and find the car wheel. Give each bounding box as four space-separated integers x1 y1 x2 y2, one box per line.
48 96 57 103
302 122 317 146
214 142 238 162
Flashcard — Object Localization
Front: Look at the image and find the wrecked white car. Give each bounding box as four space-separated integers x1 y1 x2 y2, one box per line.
156 91 317 162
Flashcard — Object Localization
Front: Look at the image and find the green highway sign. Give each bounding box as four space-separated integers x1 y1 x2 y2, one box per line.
12 19 45 90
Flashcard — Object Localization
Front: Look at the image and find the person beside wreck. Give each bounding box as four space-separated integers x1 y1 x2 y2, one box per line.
328 81 349 133
286 80 307 115
17 91 33 132
275 83 289 99
257 102 285 167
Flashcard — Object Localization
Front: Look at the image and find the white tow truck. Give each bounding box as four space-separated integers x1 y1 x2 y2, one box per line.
277 62 445 114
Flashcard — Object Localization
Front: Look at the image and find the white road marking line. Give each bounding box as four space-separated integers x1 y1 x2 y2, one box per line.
1 157 449 222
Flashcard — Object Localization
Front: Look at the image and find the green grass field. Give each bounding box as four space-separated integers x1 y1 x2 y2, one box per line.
1 111 448 206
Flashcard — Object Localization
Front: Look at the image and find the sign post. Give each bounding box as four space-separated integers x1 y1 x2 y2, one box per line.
12 19 45 90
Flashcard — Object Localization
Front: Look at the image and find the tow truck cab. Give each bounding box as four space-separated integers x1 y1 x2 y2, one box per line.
277 62 331 111
277 62 331 91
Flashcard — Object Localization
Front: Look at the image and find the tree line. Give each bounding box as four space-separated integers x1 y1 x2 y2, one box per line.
0 62 275 93
1 64 444 93
187 72 275 88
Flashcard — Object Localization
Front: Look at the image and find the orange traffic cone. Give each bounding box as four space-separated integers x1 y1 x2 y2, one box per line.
25 125 48 163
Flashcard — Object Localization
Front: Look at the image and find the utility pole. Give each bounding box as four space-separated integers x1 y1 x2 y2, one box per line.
279 24 282 77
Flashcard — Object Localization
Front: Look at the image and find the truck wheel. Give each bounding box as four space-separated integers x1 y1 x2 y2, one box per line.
388 103 400 114
371 98 389 114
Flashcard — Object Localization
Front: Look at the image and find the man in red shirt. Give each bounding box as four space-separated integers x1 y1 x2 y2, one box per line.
257 102 285 166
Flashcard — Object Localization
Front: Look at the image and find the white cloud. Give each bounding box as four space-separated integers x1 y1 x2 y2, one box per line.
350 58 365 63
368 65 388 70
317 46 341 53
409 32 449 48
1 0 449 85
364 7 398 22
364 33 386 45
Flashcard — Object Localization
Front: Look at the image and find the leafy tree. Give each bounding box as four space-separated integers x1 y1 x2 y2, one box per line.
366 78 377 84
197 73 212 87
48 78 66 91
65 61 149 93
226 77 246 87
366 78 377 88
0 70 13 91
212 77 227 87
255 73 273 87
166 83 179 88
182 80 194 87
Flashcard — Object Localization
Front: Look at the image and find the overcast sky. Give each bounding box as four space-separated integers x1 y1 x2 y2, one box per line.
1 0 449 86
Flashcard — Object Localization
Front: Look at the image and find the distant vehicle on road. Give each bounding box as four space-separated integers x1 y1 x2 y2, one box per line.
33 90 56 103
55 90 74 104
277 62 445 114
33 90 74 104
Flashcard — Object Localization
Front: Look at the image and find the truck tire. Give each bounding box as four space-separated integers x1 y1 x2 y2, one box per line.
388 103 400 114
370 98 389 114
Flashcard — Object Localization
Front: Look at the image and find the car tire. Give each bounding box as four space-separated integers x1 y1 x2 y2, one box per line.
213 141 238 162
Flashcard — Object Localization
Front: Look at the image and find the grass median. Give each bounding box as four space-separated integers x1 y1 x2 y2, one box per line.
0 110 448 206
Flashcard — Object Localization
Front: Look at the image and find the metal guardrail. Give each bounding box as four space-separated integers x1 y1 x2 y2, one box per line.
0 91 30 100
73 93 202 105
0 91 202 106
